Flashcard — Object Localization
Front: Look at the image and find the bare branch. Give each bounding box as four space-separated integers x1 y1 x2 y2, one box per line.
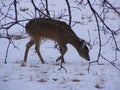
4 37 11 64
65 0 72 26
14 0 18 21
58 61 67 73
45 0 50 17
104 0 120 16
87 0 120 73
31 0 50 18
87 0 102 62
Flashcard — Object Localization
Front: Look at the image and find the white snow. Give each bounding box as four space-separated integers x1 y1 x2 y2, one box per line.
0 0 120 90
0 36 120 90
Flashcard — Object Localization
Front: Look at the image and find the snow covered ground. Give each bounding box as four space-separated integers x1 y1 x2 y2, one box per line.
0 0 120 90
0 38 120 90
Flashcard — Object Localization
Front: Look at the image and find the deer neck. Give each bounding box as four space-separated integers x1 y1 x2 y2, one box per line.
68 35 84 52
69 34 81 45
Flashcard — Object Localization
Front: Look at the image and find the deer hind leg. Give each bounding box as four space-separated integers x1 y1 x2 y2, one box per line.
56 44 67 63
24 39 34 62
35 39 45 64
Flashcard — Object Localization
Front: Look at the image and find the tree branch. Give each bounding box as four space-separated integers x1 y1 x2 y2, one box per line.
31 0 50 18
65 0 72 26
45 0 50 17
14 0 18 21
87 0 120 73
104 0 120 16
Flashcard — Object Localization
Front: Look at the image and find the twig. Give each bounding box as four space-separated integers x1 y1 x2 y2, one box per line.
104 0 120 16
4 43 10 63
4 36 11 64
87 0 120 73
14 0 18 21
58 61 67 73
31 0 50 18
45 0 50 17
101 55 120 71
87 0 102 62
65 0 72 26
88 60 104 73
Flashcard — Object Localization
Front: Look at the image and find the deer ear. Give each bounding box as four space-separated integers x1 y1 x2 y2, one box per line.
78 38 85 49
79 38 92 50
82 41 86 49
84 41 92 50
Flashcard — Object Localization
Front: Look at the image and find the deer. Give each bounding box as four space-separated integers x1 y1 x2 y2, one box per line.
23 18 90 64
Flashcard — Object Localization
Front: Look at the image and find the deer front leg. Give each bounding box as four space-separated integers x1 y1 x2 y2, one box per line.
22 40 34 66
24 39 34 62
56 45 67 63
35 40 45 64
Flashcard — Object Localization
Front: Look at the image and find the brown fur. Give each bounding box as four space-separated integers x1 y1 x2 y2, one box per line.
24 18 90 63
